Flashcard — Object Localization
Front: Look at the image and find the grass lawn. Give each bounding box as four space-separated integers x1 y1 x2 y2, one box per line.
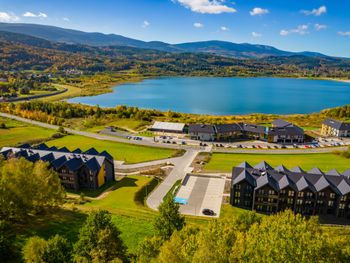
204 152 350 173
0 117 55 147
84 118 150 133
46 134 177 163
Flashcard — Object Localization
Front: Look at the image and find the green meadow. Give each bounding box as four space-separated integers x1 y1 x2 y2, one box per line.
203 152 350 173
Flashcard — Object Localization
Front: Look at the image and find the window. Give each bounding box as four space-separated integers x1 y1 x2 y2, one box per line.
296 199 303 205
268 198 274 203
317 200 323 205
328 201 334 207
306 192 313 198
305 201 312 205
246 185 251 191
339 204 345 209
318 192 325 197
235 184 241 190
280 190 286 195
287 198 294 204
268 190 275 195
257 197 264 203
234 199 240 205
288 191 294 197
340 196 347 202
298 192 304 198
235 192 241 197
258 189 265 195
330 193 336 199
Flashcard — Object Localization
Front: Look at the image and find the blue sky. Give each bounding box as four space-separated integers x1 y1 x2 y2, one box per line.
0 0 349 57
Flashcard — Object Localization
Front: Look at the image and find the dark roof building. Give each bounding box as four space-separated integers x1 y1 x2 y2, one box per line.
231 161 350 218
268 119 304 144
0 144 115 191
188 124 216 141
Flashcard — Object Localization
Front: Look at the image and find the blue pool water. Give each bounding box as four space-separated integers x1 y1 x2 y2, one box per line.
68 77 350 115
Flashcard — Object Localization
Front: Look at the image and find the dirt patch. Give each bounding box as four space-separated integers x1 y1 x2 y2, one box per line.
191 152 212 173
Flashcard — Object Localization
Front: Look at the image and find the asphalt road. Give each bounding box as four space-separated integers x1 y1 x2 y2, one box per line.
146 149 199 210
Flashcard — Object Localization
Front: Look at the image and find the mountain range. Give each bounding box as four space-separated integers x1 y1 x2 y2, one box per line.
0 22 331 59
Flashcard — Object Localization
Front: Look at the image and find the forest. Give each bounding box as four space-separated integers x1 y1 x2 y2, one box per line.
1 30 350 79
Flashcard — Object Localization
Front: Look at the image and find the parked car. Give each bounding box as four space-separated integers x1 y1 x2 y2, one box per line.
202 208 215 216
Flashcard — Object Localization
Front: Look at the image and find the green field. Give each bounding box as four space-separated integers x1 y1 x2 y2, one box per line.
0 117 54 147
46 134 177 163
204 152 350 173
40 84 82 102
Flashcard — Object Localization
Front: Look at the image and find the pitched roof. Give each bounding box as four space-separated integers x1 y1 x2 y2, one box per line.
304 173 330 192
72 148 82 153
84 147 100 155
254 161 273 171
240 123 266 134
151 121 185 132
188 124 216 134
308 167 324 175
232 169 256 186
325 175 350 195
58 147 70 153
323 118 350 131
237 161 253 169
255 171 279 191
85 157 101 172
275 165 290 173
63 157 83 171
51 155 67 169
326 169 341 176
215 123 242 133
268 126 304 136
35 143 49 150
291 166 305 173
99 150 113 162
272 119 292 128
343 169 350 177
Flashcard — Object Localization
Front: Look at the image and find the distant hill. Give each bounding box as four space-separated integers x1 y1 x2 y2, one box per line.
0 22 333 59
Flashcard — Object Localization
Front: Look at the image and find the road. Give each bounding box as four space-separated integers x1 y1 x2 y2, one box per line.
146 149 199 210
2 112 347 154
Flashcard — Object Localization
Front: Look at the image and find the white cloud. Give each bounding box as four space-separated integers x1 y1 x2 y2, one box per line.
314 24 327 31
280 24 309 36
63 17 70 22
142 20 150 28
250 7 269 16
0 11 20 22
193 22 203 28
174 0 236 14
23 11 48 18
338 31 350 36
220 26 229 31
252 32 262 37
301 5 327 16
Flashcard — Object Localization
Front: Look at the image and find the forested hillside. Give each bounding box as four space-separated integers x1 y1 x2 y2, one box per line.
1 31 350 79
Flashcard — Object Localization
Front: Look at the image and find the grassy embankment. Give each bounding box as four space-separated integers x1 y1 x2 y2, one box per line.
0 116 179 163
15 175 210 254
46 134 178 164
203 152 350 173
0 117 55 147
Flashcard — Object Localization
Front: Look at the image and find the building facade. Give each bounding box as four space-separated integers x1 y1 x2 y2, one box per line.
321 118 350 137
0 144 115 191
230 161 350 218
267 119 305 144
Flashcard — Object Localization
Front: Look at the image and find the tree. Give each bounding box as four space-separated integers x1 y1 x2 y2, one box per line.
0 158 65 221
136 236 163 263
231 210 350 263
22 236 47 263
43 235 72 263
153 194 185 240
74 210 127 262
156 226 200 263
23 235 72 263
0 220 16 259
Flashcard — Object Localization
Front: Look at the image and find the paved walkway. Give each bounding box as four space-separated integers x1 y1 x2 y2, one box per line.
146 149 199 210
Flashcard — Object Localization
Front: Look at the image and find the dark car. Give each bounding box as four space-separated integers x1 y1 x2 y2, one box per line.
202 208 215 216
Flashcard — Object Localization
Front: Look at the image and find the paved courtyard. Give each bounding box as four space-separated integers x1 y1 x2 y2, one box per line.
176 174 225 217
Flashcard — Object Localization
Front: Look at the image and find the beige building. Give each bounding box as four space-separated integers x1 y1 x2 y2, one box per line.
321 118 350 137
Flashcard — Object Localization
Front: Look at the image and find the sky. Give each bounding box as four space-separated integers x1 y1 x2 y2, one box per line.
0 0 349 57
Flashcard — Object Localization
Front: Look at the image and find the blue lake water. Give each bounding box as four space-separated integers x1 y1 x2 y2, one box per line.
68 77 350 115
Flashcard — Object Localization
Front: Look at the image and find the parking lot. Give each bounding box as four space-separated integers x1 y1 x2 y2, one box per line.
175 174 225 217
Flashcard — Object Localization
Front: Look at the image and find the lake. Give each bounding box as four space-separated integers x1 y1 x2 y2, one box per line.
68 77 350 115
